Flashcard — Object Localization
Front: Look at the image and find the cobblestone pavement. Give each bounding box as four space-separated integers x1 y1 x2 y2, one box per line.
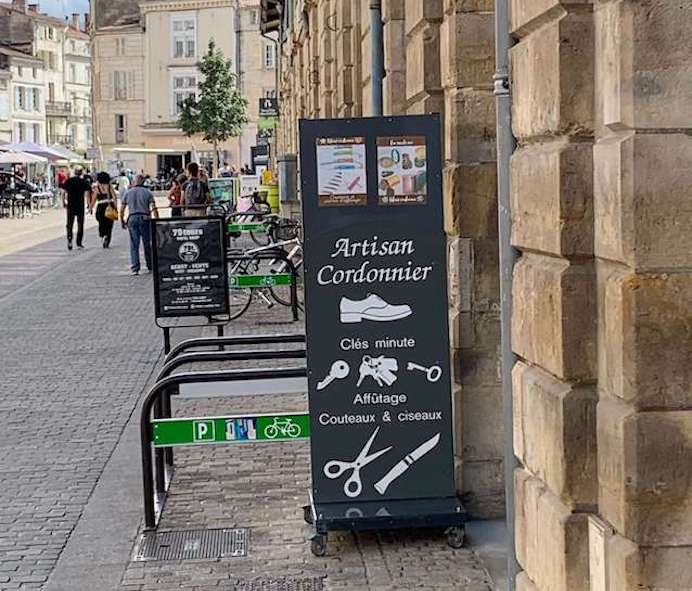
120 363 493 590
0 230 164 590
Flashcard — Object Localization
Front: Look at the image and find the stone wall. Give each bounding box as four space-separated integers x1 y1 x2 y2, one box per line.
511 0 692 589
276 0 504 518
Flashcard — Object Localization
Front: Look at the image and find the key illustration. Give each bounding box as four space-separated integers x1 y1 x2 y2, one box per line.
406 362 442 383
357 355 398 387
317 360 350 391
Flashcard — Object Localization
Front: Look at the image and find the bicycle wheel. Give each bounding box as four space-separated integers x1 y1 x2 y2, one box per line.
228 260 254 320
269 282 303 310
228 286 252 320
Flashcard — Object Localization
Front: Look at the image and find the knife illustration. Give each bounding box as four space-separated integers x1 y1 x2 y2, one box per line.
374 433 441 495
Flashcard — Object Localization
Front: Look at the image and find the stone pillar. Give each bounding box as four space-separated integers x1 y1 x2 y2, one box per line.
382 0 406 115
510 2 597 589
592 2 692 590
441 0 503 518
335 0 356 117
359 0 372 115
317 0 334 118
404 0 443 115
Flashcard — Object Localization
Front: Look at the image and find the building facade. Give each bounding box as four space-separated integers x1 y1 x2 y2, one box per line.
90 0 146 174
0 0 93 154
269 1 692 590
91 0 274 176
0 45 45 144
65 18 92 153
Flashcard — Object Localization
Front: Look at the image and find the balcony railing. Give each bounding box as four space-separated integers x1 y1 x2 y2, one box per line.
45 101 72 117
50 134 74 147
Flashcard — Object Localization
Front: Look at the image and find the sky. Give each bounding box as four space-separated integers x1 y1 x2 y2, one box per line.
37 0 89 19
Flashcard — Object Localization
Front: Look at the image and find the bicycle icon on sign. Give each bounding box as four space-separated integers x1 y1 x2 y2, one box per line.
259 275 277 287
263 417 302 439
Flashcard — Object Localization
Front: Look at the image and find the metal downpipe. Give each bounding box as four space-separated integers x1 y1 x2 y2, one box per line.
494 0 519 589
369 0 384 116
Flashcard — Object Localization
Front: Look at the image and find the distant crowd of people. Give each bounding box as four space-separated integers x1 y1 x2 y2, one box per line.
59 161 218 276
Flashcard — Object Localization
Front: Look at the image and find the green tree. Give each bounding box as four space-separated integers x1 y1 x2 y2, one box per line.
178 39 248 174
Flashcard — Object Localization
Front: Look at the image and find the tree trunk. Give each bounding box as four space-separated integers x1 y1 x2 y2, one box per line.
212 140 219 178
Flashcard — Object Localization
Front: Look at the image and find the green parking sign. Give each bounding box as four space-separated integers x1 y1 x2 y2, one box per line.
152 413 310 448
192 420 215 442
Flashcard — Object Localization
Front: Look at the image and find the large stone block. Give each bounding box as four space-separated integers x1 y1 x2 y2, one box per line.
511 12 594 141
606 532 692 591
514 469 590 591
598 396 692 545
444 88 496 164
598 264 692 410
443 162 497 238
462 458 505 518
405 22 442 101
461 385 504 462
444 0 494 13
511 0 592 38
595 1 692 131
406 92 444 116
513 362 597 508
382 0 404 22
440 11 494 89
512 255 597 382
594 132 692 271
405 0 443 34
511 139 594 257
458 314 501 386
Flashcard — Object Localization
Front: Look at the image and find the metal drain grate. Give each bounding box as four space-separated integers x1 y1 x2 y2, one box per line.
134 528 248 561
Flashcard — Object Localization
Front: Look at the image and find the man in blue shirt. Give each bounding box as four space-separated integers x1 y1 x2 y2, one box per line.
119 175 159 275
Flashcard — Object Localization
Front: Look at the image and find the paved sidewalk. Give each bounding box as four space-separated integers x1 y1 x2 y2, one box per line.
0 230 163 590
0 207 97 258
119 391 493 591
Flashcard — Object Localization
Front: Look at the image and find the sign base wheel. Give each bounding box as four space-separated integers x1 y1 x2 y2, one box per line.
310 533 327 557
445 525 465 549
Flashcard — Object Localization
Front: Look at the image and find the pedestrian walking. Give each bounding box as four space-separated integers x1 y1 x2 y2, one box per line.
182 162 210 217
167 174 185 217
60 166 91 250
93 172 118 248
119 175 159 275
116 170 130 201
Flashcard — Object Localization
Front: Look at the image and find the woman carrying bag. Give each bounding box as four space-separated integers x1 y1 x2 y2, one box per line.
93 172 119 248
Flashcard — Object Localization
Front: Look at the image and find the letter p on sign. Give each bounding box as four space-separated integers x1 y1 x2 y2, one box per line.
193 420 215 443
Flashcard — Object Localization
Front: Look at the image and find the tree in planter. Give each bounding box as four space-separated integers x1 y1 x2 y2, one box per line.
178 39 248 175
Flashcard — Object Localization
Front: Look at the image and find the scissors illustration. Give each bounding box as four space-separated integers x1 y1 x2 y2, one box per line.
323 426 392 498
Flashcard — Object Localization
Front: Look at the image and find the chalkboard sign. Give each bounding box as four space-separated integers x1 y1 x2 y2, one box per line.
151 217 230 319
300 115 456 510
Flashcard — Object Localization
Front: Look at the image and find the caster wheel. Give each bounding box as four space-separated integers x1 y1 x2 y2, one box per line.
446 526 465 549
310 534 327 557
303 505 314 525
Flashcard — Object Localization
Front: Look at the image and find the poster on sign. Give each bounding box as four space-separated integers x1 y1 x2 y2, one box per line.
299 115 464 544
151 217 229 319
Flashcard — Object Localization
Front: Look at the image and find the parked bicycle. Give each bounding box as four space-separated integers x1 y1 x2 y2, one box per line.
226 236 303 319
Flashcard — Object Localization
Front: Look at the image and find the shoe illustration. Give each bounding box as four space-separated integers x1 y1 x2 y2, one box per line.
339 294 412 324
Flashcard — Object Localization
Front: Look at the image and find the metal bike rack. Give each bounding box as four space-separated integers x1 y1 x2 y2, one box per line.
141 334 309 530
156 334 307 488
165 333 306 362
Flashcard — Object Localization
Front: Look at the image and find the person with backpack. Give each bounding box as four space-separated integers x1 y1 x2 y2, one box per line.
182 162 211 216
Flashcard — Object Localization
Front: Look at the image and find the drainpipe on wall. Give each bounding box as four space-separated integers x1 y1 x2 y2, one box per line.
369 0 384 116
235 0 243 164
494 1 519 589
